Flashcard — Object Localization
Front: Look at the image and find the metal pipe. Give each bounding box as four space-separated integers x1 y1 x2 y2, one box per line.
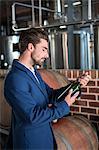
12 2 55 31
12 25 31 32
61 0 65 15
88 0 92 20
48 33 56 69
12 2 55 12
12 3 31 31
31 0 35 27
62 32 69 69
88 0 95 68
39 0 42 26
39 19 99 30
12 3 16 25
54 0 62 19
57 0 61 15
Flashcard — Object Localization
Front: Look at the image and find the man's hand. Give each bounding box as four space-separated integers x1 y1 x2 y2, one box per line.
79 72 91 87
65 72 91 106
65 89 79 106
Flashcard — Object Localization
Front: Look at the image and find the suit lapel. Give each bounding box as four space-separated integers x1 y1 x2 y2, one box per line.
34 69 46 89
26 69 48 99
12 60 48 99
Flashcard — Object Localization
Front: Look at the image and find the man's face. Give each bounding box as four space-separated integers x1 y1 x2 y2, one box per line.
32 38 49 66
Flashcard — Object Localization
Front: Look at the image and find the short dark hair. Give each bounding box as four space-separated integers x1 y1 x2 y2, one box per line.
19 28 48 53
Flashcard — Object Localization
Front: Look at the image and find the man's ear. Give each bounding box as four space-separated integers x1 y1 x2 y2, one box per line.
28 43 34 52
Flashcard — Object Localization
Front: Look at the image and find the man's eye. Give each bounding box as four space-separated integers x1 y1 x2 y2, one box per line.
42 49 45 51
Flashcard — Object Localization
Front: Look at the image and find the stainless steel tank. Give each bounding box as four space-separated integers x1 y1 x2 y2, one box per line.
0 35 20 68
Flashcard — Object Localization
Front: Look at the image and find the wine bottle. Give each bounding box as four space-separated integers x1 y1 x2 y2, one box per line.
57 80 81 100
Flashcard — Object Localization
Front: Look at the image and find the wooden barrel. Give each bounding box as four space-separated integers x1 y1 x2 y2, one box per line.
0 77 11 128
38 69 69 89
52 115 98 150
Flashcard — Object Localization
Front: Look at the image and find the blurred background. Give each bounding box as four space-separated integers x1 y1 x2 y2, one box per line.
0 0 99 69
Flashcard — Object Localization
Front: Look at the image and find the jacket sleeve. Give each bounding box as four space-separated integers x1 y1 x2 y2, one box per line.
4 73 70 127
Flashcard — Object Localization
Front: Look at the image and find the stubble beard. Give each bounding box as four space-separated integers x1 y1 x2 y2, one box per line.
32 58 43 67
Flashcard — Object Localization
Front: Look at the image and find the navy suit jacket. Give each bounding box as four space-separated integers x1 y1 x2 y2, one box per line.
4 59 70 149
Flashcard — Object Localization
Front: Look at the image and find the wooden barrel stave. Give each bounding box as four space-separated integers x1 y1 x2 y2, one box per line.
68 115 98 150
52 116 98 150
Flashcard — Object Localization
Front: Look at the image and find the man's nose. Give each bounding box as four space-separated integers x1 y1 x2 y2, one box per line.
46 51 49 59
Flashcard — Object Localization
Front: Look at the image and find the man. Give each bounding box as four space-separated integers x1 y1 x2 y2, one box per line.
4 28 90 149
